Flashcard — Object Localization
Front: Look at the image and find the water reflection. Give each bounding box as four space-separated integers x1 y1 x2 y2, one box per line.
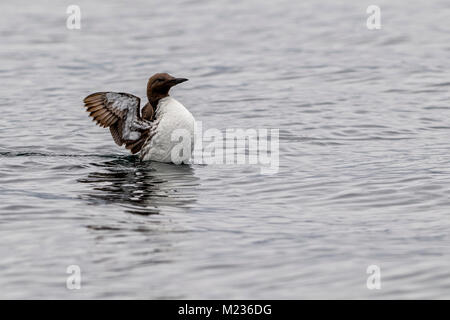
78 156 199 215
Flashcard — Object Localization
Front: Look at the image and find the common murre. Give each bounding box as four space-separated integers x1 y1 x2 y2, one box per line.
83 73 195 163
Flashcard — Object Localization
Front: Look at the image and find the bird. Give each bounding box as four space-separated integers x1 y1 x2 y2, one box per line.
83 73 195 164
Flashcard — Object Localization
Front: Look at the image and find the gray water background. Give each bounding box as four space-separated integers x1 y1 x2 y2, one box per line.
0 0 449 299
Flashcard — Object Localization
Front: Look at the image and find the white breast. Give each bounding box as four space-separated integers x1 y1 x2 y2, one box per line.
140 97 195 163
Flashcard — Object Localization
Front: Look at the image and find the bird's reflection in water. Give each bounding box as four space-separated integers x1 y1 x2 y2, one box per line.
78 156 199 215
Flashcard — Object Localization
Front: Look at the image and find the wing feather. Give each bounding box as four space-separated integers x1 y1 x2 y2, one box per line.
83 92 140 128
87 105 104 112
125 131 151 155
83 91 152 152
109 123 124 146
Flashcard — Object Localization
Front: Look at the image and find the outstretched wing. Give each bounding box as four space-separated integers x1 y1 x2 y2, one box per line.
83 92 151 154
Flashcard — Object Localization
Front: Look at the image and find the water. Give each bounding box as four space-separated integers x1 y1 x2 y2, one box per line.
1 0 449 299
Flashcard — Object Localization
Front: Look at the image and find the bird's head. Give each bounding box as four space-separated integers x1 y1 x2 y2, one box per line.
146 73 188 105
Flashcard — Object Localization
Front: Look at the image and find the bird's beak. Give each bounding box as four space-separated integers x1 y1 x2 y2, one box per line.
169 78 189 86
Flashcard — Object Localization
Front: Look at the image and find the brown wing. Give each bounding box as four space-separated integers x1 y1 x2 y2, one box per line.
141 102 154 121
83 92 151 150
109 122 124 146
125 130 151 154
83 92 136 127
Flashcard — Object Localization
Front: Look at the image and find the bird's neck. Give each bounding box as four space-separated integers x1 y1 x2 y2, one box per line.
147 90 169 109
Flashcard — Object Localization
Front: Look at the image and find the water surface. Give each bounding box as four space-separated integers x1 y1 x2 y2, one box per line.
1 0 450 299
